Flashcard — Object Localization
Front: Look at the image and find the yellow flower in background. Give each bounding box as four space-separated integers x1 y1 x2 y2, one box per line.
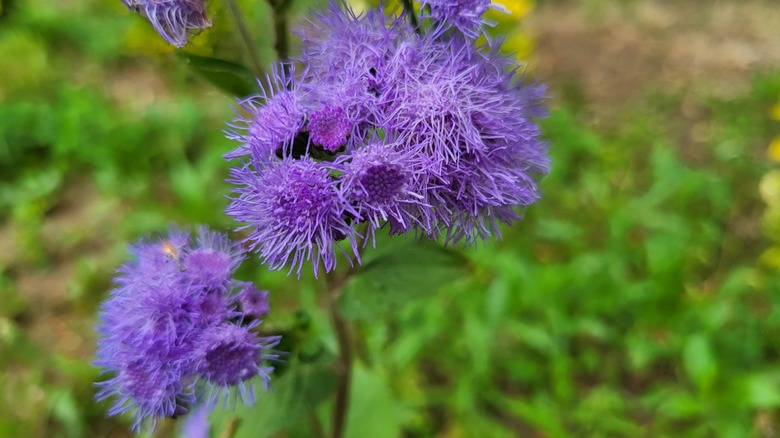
503 30 535 61
768 136 780 164
760 170 780 206
493 0 534 21
346 0 370 15
771 100 780 121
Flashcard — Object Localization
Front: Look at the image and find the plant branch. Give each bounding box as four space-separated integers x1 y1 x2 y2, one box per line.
325 269 352 438
225 0 265 77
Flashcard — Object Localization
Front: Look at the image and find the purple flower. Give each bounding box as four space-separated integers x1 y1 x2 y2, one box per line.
225 65 307 160
121 0 211 48
195 323 280 406
237 284 270 319
227 157 357 277
308 105 353 152
420 0 502 39
223 2 549 275
382 36 549 242
95 227 281 431
183 228 244 293
335 141 431 239
298 3 407 88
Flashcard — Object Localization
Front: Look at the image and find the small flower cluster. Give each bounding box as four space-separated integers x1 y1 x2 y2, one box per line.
226 1 549 276
94 227 278 430
420 0 505 39
120 0 211 47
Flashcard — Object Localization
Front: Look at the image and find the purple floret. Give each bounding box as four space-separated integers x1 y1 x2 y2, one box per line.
308 106 352 152
121 0 211 48
335 141 431 239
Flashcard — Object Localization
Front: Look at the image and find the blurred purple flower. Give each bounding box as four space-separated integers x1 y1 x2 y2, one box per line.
420 0 504 39
95 227 280 431
237 284 270 319
181 405 212 438
121 0 211 48
195 323 280 406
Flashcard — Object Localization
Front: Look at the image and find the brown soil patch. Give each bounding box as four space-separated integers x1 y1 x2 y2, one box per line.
529 0 780 111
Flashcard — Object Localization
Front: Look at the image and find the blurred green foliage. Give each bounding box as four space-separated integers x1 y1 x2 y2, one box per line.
1 0 779 437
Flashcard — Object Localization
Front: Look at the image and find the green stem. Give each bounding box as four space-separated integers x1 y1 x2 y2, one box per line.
217 415 241 438
325 269 352 438
400 0 420 34
268 0 290 61
225 0 265 78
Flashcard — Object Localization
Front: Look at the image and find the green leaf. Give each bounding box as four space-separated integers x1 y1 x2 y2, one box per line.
207 361 336 438
176 53 257 97
682 334 718 392
742 372 780 409
345 365 404 438
339 241 469 321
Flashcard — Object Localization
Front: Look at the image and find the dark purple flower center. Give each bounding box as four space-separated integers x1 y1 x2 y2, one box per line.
308 106 352 152
359 163 406 204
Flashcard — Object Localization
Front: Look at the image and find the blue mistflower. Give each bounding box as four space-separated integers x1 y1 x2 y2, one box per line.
224 1 549 275
95 227 280 431
120 0 211 48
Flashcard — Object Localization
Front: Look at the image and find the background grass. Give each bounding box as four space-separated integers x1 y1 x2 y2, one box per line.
1 0 779 437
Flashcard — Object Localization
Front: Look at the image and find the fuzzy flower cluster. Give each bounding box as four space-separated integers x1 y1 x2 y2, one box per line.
94 227 279 430
120 0 211 47
420 0 505 38
226 1 549 276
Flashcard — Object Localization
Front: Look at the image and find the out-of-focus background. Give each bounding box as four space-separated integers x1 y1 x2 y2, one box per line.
1 0 780 436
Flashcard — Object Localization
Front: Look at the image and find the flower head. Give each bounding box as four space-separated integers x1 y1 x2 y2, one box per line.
336 142 430 237
225 66 307 160
420 0 502 39
195 323 280 406
95 227 280 431
308 105 353 152
237 284 270 319
227 158 356 277
122 0 211 48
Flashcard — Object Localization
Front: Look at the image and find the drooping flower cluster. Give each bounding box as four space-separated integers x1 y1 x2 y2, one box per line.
420 0 504 39
226 1 549 276
94 227 279 430
120 0 211 47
